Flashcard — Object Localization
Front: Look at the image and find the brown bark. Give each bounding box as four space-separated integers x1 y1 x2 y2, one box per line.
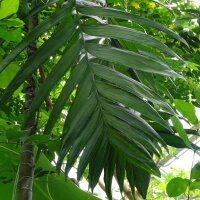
16 1 38 199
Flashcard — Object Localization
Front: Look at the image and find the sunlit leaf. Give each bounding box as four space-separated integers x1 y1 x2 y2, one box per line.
166 177 189 197
174 99 198 125
171 116 192 148
0 0 19 20
191 162 200 179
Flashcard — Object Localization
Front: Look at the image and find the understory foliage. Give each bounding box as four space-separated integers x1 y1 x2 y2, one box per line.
1 0 200 199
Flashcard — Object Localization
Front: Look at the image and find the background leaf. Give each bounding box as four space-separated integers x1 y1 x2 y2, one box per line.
0 0 19 20
174 99 198 125
166 177 189 197
171 116 192 148
191 163 200 179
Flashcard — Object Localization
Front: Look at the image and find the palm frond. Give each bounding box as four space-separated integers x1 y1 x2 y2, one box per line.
0 0 187 198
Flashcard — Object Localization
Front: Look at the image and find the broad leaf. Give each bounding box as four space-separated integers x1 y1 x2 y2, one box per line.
0 144 99 200
174 99 198 125
0 0 19 20
190 180 200 190
171 116 192 148
191 163 200 179
166 177 189 197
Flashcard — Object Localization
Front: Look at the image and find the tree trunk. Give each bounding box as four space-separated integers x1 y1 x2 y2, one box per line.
16 1 38 199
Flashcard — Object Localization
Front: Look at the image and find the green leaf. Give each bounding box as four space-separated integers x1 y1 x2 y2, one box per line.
5 129 27 141
25 36 82 126
0 145 100 200
104 111 161 156
0 28 22 42
96 80 170 131
57 93 97 170
102 100 166 149
47 140 61 152
44 56 87 135
166 177 189 197
190 180 200 190
26 135 50 144
191 163 200 179
62 74 93 132
88 137 109 190
126 162 135 194
0 63 19 88
194 86 200 105
0 1 190 199
77 1 188 46
82 24 180 58
115 153 126 193
0 0 19 20
104 148 116 200
77 123 103 180
0 18 24 27
65 110 100 175
0 0 75 72
109 130 160 176
62 93 97 146
0 19 78 105
174 99 198 125
136 71 157 91
86 43 181 77
133 166 150 199
159 132 194 149
171 116 192 148
27 0 58 20
34 173 100 200
91 62 175 115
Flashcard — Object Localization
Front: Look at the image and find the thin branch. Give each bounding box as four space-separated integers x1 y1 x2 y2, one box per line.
187 125 200 200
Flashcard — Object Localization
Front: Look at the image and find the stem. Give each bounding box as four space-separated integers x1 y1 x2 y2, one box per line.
16 144 35 200
187 124 199 200
187 149 196 200
16 0 38 199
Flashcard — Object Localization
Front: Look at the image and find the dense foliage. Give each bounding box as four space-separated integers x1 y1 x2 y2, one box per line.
0 0 200 199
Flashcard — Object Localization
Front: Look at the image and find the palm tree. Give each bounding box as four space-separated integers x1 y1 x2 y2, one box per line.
0 0 189 199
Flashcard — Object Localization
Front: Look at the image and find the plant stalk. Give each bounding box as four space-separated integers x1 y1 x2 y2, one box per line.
16 0 38 199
